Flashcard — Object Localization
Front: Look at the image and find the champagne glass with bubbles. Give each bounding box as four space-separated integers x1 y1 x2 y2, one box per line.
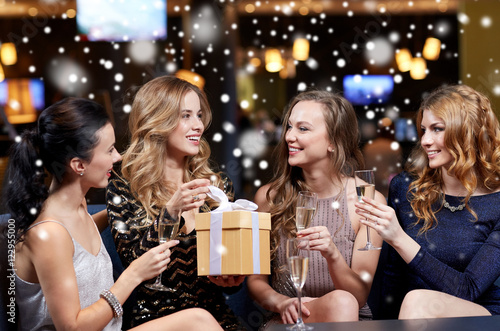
286 238 313 330
355 170 381 251
145 208 180 291
295 191 318 232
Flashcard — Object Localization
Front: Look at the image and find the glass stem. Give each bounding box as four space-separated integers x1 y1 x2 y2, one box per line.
296 287 304 325
153 272 162 285
366 219 372 244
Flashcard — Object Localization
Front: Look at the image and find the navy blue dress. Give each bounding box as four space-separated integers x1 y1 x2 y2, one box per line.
380 172 500 318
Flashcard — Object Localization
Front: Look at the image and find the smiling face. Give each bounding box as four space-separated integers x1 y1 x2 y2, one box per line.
84 122 122 188
285 100 333 170
420 109 454 170
166 90 204 161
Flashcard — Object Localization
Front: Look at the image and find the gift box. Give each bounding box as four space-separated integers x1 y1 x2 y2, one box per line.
196 210 271 276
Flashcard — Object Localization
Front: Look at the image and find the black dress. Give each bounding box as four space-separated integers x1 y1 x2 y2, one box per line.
106 170 243 330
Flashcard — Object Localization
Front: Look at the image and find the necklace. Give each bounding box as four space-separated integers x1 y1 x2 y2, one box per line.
443 200 465 212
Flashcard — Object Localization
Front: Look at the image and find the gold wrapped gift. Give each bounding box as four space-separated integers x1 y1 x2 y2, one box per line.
195 210 271 276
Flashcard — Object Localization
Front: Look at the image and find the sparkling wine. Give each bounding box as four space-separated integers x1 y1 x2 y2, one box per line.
296 207 316 231
159 222 179 243
288 256 309 289
356 184 375 201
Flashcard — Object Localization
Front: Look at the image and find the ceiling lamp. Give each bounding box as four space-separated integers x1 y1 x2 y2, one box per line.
292 38 309 61
410 57 427 80
395 48 412 72
1 43 17 66
423 37 441 61
265 49 283 73
175 69 205 89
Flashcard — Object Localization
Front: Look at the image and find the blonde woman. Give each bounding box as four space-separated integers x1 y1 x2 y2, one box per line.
247 90 385 327
356 85 500 318
6 98 223 331
106 76 244 329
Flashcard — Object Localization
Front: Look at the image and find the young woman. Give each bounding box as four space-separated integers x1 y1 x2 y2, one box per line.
106 76 244 329
356 84 500 319
6 97 223 331
247 90 385 327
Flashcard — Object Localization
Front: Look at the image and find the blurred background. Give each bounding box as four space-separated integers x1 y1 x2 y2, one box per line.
0 0 499 204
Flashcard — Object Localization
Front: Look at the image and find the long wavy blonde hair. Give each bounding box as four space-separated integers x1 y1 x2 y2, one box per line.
121 75 225 221
266 90 364 268
407 84 500 234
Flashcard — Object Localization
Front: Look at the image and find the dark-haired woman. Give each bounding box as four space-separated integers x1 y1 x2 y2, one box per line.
5 97 223 330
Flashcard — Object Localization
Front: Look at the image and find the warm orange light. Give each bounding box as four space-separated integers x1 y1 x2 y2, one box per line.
0 63 4 82
265 49 282 73
1 43 17 66
28 7 38 16
292 38 309 61
395 48 412 72
245 4 255 13
423 37 441 61
175 69 205 89
249 57 261 67
66 9 77 19
410 57 427 80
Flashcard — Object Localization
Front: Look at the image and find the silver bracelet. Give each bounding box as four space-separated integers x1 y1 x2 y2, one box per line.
99 289 123 318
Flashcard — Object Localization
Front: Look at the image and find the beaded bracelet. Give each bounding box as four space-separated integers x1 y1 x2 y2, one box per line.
99 289 123 318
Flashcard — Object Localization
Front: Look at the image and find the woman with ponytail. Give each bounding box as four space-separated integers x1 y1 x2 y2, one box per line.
6 97 223 331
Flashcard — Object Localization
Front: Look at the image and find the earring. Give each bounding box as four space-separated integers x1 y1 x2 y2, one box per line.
80 172 84 176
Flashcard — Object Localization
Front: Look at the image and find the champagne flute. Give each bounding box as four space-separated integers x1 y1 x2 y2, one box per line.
286 238 313 330
355 170 381 251
295 191 318 231
145 208 180 291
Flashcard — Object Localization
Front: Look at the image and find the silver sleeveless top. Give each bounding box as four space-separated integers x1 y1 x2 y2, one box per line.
271 189 372 324
15 220 122 331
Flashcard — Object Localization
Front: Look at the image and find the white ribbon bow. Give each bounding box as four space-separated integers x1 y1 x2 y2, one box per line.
207 186 258 211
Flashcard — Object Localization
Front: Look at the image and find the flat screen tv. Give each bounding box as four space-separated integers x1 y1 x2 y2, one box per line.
343 75 394 106
0 78 45 124
76 0 167 42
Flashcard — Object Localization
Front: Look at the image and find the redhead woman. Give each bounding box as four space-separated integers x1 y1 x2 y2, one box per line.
356 84 500 319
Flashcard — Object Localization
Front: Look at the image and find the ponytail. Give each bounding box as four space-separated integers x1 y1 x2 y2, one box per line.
6 129 48 239
3 97 110 240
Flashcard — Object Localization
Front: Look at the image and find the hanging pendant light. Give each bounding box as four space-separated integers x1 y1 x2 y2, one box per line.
395 48 412 72
1 43 17 66
265 49 282 73
292 38 309 61
423 37 441 61
410 57 427 80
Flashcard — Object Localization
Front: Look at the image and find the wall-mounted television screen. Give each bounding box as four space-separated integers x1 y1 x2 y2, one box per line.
0 78 45 124
343 75 394 106
76 0 167 42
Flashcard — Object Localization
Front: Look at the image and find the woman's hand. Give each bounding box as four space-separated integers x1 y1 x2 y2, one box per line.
298 226 337 260
354 197 404 245
207 275 246 287
126 240 179 283
277 296 312 324
166 179 210 217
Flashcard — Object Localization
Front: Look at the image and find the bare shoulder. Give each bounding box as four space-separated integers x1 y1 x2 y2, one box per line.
23 219 74 257
254 184 273 212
